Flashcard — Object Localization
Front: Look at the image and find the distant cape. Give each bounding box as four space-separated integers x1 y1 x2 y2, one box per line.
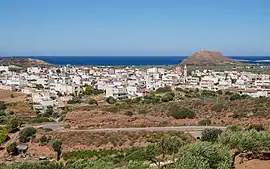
0 58 49 66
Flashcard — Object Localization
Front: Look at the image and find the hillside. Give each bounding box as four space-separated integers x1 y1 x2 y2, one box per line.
0 57 49 66
181 50 235 65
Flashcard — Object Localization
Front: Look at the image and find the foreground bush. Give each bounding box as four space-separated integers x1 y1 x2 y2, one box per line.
172 142 232 169
201 128 223 142
0 162 64 169
65 160 115 169
218 127 270 164
0 101 6 110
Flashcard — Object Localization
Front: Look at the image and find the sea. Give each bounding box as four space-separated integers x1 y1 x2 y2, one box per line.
2 56 270 66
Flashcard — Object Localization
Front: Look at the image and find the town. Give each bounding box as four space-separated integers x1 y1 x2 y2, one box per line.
1 62 270 168
0 64 270 111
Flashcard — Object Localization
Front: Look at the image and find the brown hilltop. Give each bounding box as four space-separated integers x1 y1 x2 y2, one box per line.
181 51 235 65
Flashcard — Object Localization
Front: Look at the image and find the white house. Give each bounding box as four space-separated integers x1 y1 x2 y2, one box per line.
0 66 9 72
105 86 128 100
239 89 268 98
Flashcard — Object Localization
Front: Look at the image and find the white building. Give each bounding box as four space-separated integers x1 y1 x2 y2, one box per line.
105 86 128 100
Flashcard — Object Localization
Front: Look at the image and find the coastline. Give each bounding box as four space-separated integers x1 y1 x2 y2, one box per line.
2 56 270 66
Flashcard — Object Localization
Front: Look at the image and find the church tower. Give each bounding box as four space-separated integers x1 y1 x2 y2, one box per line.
184 64 187 77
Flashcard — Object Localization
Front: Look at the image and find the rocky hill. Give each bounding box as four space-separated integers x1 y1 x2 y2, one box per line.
0 58 49 66
181 51 235 65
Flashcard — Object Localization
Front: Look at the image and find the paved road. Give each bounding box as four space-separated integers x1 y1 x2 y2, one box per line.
37 123 61 130
57 126 226 132
37 123 226 138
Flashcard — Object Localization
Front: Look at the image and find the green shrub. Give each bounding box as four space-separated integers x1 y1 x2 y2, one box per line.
231 113 246 119
201 128 223 142
201 90 217 98
124 111 134 117
39 135 50 145
10 94 15 98
0 127 9 144
230 93 241 100
216 90 223 95
240 94 251 99
211 103 223 112
198 119 212 126
175 142 232 169
0 101 6 110
31 117 53 123
67 98 81 104
225 91 232 95
155 86 172 93
141 94 161 104
52 139 62 161
6 142 18 155
226 124 243 132
88 98 98 106
161 93 175 102
106 96 117 104
170 107 195 119
7 118 20 133
19 127 37 143
0 110 6 116
0 162 64 169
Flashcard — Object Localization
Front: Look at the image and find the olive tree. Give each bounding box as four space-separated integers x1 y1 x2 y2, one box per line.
172 142 232 169
52 139 62 161
156 135 185 157
19 127 37 143
6 142 18 155
218 127 270 165
201 128 223 142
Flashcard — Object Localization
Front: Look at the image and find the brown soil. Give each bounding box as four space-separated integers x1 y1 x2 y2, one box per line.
65 107 269 129
65 110 199 128
235 158 270 169
6 102 34 116
0 90 26 103
0 90 33 116
39 131 193 152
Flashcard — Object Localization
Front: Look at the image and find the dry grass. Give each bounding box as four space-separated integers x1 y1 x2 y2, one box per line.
64 97 270 129
6 102 34 116
0 89 27 103
39 131 194 152
0 89 34 116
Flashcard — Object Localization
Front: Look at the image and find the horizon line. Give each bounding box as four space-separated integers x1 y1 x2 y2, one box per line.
2 55 270 57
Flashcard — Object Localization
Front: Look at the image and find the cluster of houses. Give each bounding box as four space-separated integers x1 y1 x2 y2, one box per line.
0 64 270 109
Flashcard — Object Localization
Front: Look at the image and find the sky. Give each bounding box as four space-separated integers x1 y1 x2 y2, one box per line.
0 0 270 56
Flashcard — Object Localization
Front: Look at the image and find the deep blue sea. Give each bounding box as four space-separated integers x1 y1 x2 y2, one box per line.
3 56 270 66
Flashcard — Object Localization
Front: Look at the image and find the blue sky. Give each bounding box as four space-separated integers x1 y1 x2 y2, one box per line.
0 0 269 56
